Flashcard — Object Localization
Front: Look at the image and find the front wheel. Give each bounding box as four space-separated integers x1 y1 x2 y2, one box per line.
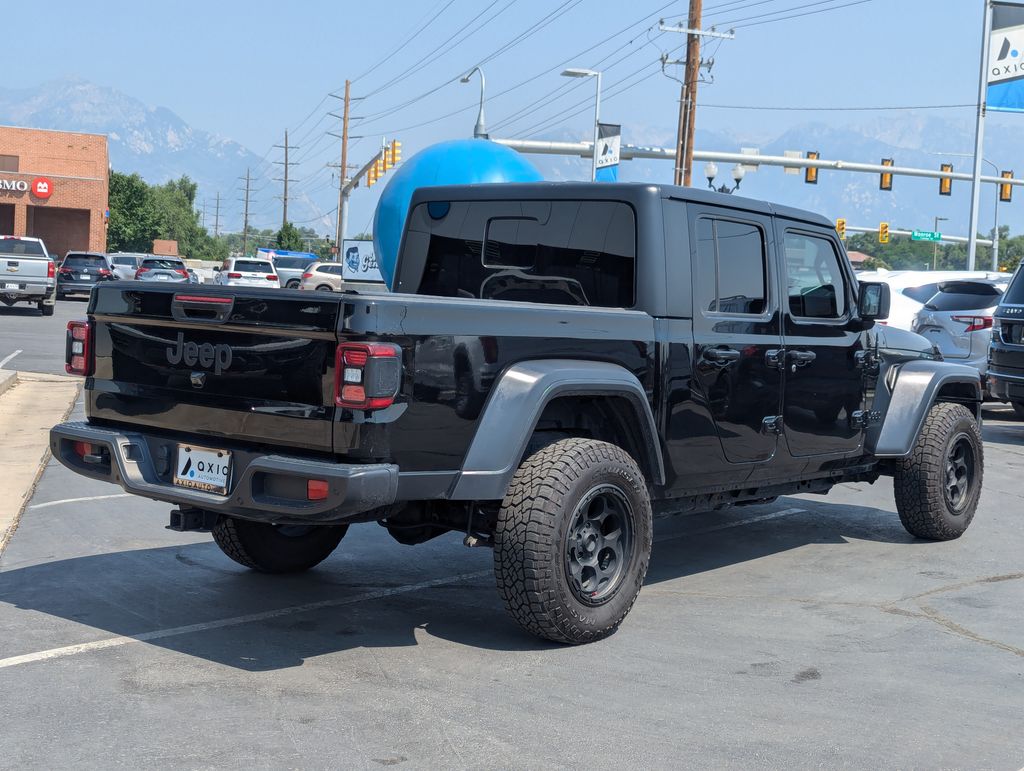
494 438 652 644
212 516 348 573
893 402 983 540
1010 401 1024 420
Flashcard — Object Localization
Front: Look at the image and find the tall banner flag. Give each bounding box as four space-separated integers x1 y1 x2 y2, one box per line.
594 123 621 183
988 2 1024 111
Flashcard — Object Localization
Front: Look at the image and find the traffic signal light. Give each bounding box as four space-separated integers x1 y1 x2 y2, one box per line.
805 151 819 185
879 222 890 244
835 217 846 240
391 139 402 166
382 144 393 172
367 162 378 187
1000 170 1013 203
939 163 953 196
879 158 893 191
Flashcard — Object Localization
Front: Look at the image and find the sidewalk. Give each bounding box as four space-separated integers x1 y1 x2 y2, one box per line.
0 370 81 553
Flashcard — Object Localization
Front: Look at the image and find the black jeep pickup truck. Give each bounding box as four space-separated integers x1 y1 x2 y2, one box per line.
52 183 985 644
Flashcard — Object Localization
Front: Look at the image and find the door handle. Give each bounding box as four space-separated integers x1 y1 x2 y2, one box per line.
703 347 741 365
787 350 817 367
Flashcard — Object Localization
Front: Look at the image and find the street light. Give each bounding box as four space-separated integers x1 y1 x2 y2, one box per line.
561 68 602 182
460 67 488 139
704 161 745 194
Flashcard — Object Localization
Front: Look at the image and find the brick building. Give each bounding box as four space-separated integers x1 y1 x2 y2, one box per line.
0 126 108 256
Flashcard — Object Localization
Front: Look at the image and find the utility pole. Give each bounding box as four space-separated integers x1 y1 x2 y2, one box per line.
967 1 994 270
335 80 351 252
274 130 299 229
240 168 252 256
213 191 221 238
662 9 733 186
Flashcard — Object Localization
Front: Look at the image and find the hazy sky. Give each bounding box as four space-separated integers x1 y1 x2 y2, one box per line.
5 0 1008 232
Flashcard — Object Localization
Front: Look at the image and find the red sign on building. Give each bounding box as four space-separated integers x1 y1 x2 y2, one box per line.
31 177 53 199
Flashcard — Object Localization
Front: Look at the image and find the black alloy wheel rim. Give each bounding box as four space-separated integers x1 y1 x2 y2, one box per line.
565 484 635 605
944 434 975 512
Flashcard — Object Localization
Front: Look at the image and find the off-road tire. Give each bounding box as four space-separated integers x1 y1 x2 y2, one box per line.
1010 400 1024 420
494 438 652 644
38 301 54 317
211 516 348 573
893 402 983 540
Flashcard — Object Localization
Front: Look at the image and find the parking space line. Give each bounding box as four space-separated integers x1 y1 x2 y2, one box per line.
0 505 807 670
28 494 133 510
0 350 22 369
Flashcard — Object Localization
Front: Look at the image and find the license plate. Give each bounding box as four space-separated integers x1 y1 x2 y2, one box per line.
2 282 18 289
173 444 232 494
157 274 169 280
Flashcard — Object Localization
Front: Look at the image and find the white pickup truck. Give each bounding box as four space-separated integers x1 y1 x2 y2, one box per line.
0 236 57 316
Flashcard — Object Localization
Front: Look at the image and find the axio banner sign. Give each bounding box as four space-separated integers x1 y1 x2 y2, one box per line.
988 2 1024 111
595 122 621 183
342 239 384 283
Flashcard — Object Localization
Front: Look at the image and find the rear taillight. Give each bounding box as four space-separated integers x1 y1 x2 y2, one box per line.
952 315 993 333
334 343 402 411
302 272 314 279
175 269 189 278
98 268 112 277
227 272 242 279
266 274 278 281
47 261 55 278
135 267 149 278
59 267 73 275
65 320 93 376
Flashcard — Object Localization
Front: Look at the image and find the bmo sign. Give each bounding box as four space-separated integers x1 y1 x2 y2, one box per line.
0 177 54 198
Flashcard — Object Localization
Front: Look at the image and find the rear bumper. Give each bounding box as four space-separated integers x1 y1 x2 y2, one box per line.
50 421 399 524
989 368 1024 403
0 281 53 302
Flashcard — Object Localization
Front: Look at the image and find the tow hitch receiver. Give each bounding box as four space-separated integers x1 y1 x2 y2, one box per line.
168 508 219 532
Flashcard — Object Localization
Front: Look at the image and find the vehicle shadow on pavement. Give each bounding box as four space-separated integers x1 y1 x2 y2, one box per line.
981 412 1024 448
0 499 918 669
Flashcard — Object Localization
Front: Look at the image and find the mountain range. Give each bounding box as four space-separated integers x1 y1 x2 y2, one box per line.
2 77 1021 241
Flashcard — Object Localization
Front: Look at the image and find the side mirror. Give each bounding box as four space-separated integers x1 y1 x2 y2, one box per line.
858 281 890 321
212 266 221 272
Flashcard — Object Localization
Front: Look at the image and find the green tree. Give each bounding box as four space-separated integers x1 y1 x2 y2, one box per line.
107 172 157 252
276 222 303 251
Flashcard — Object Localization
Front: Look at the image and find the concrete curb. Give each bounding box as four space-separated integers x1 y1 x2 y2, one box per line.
0 369 17 398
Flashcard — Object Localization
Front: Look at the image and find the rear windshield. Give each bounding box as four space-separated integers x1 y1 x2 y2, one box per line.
63 255 107 268
141 258 184 269
398 199 637 308
0 238 44 257
1003 269 1024 305
273 257 312 269
902 283 941 303
923 281 1003 311
111 256 138 266
234 260 274 272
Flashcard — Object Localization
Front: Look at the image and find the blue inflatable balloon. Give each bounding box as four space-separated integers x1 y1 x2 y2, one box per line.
373 139 543 288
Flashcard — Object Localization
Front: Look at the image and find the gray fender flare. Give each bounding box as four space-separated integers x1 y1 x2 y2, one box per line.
868 360 982 458
449 359 665 500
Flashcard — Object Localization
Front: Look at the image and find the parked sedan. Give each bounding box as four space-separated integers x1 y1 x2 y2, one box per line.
135 257 190 283
214 258 279 288
57 252 115 298
912 279 1007 393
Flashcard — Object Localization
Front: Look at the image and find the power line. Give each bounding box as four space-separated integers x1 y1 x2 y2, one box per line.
722 0 874 28
350 0 456 85
700 101 975 111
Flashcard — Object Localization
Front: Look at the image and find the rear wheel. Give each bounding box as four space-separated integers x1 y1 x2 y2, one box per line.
38 301 54 316
286 280 300 289
893 402 983 540
494 438 652 644
211 516 348 573
1010 401 1024 420
316 284 333 292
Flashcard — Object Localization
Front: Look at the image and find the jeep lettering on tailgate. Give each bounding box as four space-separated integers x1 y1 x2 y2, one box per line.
166 332 232 374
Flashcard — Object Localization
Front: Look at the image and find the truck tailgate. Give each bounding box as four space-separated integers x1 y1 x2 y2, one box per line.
0 255 50 280
86 284 343 452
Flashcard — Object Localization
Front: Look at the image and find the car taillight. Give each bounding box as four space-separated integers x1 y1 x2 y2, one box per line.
266 274 277 281
135 267 149 278
98 268 112 277
47 261 55 278
302 272 314 279
952 315 993 333
65 320 93 376
227 272 242 279
59 267 73 275
175 269 189 278
334 343 402 410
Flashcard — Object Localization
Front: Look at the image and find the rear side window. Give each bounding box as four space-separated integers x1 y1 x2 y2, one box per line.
694 217 767 314
234 260 274 272
1003 269 1024 305
274 257 312 269
404 200 636 308
924 282 1003 311
903 283 941 303
63 254 107 268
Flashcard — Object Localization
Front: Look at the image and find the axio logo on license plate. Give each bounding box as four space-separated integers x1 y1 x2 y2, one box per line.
174 445 232 494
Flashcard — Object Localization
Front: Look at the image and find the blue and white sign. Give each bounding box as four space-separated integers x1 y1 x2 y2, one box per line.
342 240 384 283
595 122 621 183
988 2 1024 112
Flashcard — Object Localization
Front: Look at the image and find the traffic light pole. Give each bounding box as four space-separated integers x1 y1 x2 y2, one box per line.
967 0 994 271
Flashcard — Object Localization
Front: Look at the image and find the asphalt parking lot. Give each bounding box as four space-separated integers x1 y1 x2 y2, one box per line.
1 305 1023 768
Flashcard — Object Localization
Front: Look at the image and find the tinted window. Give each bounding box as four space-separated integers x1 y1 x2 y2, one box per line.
111 256 138 266
274 257 313 269
784 232 847 319
0 238 44 256
924 282 1003 311
408 200 636 308
694 217 767 314
1003 269 1024 305
903 283 941 303
141 258 184 269
234 260 274 272
63 255 107 268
